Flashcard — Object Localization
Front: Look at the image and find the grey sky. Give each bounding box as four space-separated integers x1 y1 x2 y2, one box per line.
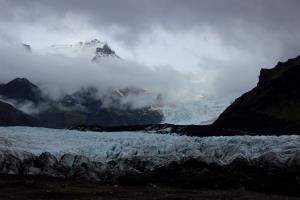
0 0 300 99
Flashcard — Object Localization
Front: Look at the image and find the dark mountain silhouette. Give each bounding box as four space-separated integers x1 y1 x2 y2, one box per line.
213 55 300 133
37 87 163 128
0 78 44 104
0 78 163 128
0 100 39 126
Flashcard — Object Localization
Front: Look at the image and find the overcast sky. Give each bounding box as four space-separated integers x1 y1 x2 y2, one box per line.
1 0 300 99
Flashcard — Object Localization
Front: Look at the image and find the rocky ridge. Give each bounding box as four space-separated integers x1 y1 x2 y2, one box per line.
214 55 300 133
0 78 164 128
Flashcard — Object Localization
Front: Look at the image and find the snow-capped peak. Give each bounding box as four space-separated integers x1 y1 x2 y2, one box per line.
43 39 120 61
92 43 121 62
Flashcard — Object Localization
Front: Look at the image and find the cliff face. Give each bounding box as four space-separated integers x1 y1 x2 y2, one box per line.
214 55 300 133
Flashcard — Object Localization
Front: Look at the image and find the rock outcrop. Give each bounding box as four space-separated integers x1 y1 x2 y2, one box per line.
0 101 39 126
214 55 300 133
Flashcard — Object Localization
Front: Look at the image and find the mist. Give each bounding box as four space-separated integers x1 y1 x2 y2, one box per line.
0 38 201 110
1 0 300 113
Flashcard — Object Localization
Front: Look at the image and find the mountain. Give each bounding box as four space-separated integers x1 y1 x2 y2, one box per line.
92 43 120 62
0 78 163 128
0 39 163 128
73 54 300 136
0 100 39 126
46 39 120 61
213 55 300 133
0 78 44 104
37 87 163 128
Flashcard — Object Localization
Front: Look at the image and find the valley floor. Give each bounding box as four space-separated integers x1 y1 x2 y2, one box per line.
0 175 299 200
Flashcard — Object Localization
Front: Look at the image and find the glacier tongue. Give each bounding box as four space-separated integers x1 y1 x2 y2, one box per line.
0 127 300 166
161 98 230 125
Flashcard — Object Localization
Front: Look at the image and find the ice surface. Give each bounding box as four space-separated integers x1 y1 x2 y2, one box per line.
0 127 300 166
161 98 230 125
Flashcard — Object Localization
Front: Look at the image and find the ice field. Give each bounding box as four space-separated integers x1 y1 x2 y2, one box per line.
1 127 300 166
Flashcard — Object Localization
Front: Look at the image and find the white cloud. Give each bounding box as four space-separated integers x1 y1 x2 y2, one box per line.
1 0 300 102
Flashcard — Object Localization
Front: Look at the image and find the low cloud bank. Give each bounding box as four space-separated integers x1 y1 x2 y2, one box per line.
0 38 200 110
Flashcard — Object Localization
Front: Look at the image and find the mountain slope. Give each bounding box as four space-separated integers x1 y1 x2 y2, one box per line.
0 78 44 104
0 100 39 126
0 39 163 128
0 78 163 128
213 55 300 132
37 87 163 128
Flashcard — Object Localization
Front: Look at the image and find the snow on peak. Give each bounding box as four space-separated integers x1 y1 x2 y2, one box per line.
92 43 121 62
44 39 120 61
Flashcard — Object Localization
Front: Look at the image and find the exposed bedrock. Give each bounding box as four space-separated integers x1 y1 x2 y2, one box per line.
1 151 300 196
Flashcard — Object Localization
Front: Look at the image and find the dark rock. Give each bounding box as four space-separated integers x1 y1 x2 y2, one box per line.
0 100 39 126
72 155 91 168
19 153 63 177
0 152 23 175
58 155 103 182
59 154 76 168
92 43 121 61
214 55 300 133
68 164 102 182
0 77 163 128
287 151 300 168
38 87 164 128
2 151 300 196
0 78 44 104
96 44 116 56
38 152 58 168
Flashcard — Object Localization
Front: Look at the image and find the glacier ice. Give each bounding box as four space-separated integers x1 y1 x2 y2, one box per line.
161 98 230 125
0 127 300 166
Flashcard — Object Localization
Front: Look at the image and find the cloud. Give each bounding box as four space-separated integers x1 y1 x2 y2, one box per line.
0 37 199 109
2 0 300 42
1 0 300 100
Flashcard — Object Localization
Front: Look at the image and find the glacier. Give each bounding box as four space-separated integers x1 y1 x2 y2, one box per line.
0 126 300 166
161 98 230 125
